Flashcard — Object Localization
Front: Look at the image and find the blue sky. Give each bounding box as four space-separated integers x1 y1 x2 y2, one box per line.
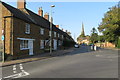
5 1 118 41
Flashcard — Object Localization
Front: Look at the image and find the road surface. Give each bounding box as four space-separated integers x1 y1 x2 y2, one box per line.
1 46 118 79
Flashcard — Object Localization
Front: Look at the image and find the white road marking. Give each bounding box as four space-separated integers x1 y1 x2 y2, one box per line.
13 65 16 68
4 64 30 79
20 66 23 70
19 64 22 66
3 71 30 79
13 65 17 74
13 71 17 74
13 68 16 70
21 70 25 72
20 65 23 70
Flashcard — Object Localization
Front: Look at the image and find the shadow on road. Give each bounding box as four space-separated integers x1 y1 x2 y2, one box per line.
51 46 98 57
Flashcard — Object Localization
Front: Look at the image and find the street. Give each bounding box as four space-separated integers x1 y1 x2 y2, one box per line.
2 46 118 79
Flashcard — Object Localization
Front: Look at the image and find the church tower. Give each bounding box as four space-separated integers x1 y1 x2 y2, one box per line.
80 22 85 37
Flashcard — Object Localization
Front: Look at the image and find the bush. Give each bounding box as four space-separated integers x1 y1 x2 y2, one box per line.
117 38 120 48
62 40 75 48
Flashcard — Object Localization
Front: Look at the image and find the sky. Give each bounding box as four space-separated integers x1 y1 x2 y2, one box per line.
3 1 118 41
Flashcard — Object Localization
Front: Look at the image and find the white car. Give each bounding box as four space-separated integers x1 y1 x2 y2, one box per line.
74 44 79 48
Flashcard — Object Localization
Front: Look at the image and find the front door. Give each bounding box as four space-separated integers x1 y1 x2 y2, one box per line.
53 39 57 50
28 40 33 55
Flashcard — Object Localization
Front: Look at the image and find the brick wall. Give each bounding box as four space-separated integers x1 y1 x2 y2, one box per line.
1 3 12 55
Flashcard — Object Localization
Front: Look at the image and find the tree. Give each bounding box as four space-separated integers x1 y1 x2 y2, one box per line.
98 35 105 42
90 27 98 43
98 5 120 46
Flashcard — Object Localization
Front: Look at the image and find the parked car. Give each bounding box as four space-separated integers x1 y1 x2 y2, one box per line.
74 44 79 48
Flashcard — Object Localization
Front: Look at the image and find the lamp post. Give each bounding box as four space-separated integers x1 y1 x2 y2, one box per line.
50 5 55 54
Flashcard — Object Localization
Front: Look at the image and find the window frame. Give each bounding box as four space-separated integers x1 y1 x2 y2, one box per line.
20 40 29 50
54 32 56 37
40 40 44 49
40 28 44 35
25 23 30 34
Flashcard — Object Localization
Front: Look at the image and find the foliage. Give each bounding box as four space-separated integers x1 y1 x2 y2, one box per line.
98 35 105 42
98 5 120 46
90 27 98 43
117 37 120 48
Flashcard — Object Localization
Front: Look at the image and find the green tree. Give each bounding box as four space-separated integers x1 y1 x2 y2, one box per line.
98 35 105 42
90 27 98 43
98 5 120 46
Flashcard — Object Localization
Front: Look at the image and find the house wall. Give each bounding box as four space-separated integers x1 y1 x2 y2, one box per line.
12 17 64 58
0 3 12 55
1 2 73 58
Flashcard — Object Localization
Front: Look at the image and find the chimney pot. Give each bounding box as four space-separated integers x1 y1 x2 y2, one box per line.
56 25 59 28
44 12 49 21
38 7 43 17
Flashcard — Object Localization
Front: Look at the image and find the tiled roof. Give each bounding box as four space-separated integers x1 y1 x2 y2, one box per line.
1 1 73 40
1 2 33 23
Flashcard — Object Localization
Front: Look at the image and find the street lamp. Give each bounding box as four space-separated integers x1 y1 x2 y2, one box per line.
50 5 55 54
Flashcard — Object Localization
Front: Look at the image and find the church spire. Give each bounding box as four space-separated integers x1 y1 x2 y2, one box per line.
80 22 85 37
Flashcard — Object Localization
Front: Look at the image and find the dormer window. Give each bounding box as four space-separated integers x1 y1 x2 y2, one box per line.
40 28 44 35
25 23 30 34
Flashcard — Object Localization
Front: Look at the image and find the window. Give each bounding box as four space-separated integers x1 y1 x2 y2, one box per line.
25 23 30 34
40 28 44 35
58 33 60 38
58 40 61 46
54 32 56 37
45 40 49 46
20 40 28 50
62 35 64 39
40 40 44 49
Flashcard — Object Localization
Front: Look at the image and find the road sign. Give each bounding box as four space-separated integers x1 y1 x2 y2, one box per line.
1 35 4 41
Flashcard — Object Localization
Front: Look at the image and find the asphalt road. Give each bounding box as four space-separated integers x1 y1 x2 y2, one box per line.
1 46 118 79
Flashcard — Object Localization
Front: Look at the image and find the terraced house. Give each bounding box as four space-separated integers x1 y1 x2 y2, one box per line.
0 0 74 59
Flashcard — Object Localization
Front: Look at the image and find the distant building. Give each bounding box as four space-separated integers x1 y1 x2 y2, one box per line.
77 23 90 45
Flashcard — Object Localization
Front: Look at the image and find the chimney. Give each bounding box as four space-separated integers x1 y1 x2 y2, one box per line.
56 25 59 28
38 7 43 17
66 30 68 33
17 0 26 9
44 12 49 21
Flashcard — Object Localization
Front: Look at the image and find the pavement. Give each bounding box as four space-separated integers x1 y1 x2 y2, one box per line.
1 46 118 79
0 47 75 67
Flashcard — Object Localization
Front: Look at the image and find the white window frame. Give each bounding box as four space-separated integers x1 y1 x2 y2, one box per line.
40 40 44 49
40 28 44 35
62 35 64 39
54 32 56 37
58 33 60 38
25 23 30 34
20 40 29 50
45 40 49 46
